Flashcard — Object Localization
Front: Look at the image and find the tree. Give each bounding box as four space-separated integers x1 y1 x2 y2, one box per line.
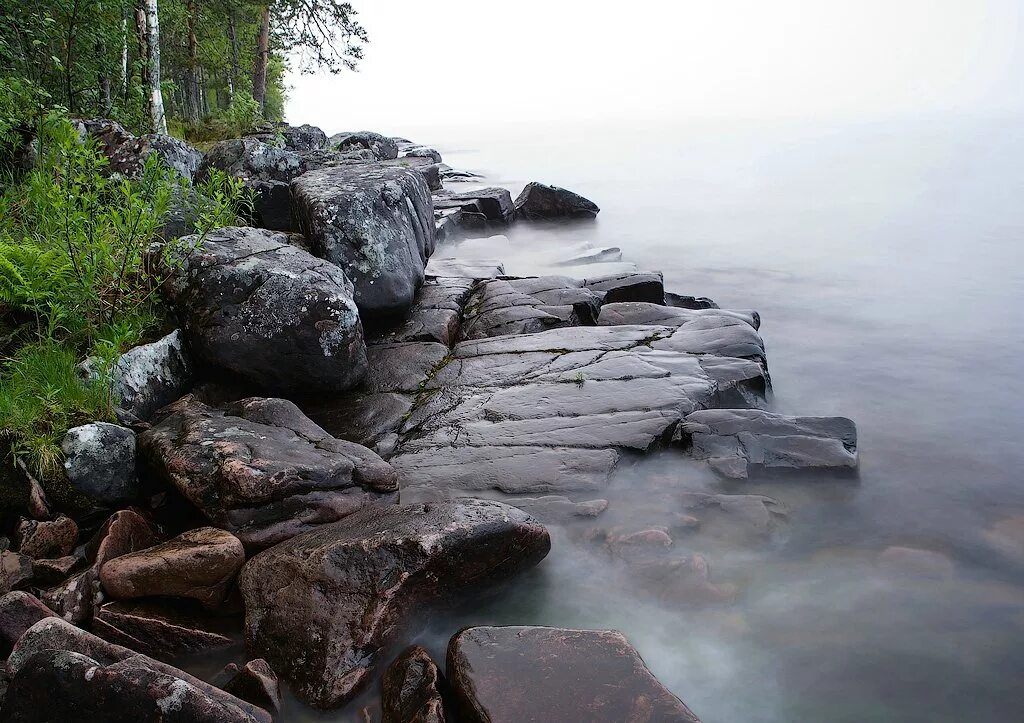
142 0 167 133
252 0 367 113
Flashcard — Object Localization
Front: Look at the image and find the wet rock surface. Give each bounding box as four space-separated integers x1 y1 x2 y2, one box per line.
99 527 244 608
155 226 367 392
221 658 282 713
3 618 270 723
677 409 858 478
459 276 602 340
382 645 447 723
514 182 601 219
139 395 398 550
239 499 550 709
61 423 139 505
292 164 436 317
446 626 701 722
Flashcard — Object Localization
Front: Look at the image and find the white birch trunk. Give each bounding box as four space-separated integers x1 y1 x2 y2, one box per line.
144 0 168 134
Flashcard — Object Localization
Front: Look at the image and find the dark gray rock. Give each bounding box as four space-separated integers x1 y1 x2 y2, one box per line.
584 271 664 304
382 645 446 723
3 618 270 722
154 226 367 392
459 276 602 340
239 499 550 709
108 134 203 183
78 330 193 424
93 601 237 659
424 257 505 279
253 123 327 151
328 131 399 160
433 188 515 224
514 182 600 219
75 118 133 158
61 423 139 505
138 395 398 550
368 276 475 346
665 292 719 310
677 409 859 478
447 626 701 722
221 659 281 713
197 138 306 230
292 164 436 317
399 144 443 163
437 165 484 183
0 592 55 658
598 302 759 332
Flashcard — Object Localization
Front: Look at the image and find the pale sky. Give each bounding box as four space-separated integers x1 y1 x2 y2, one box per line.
286 0 1024 132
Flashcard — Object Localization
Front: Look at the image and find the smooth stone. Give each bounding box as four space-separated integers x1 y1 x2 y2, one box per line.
367 276 475 347
458 276 602 340
678 492 789 543
508 496 609 523
382 645 447 723
99 527 244 609
514 181 600 219
153 226 367 393
138 395 398 550
665 292 719 310
446 626 701 722
0 592 55 658
239 499 550 709
31 555 80 586
598 301 760 331
61 423 139 506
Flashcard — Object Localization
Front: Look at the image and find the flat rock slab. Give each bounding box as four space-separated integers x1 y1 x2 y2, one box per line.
433 188 515 224
391 325 768 498
155 226 367 393
99 527 244 608
447 626 701 722
138 396 398 550
599 301 760 331
3 618 269 723
677 409 858 478
239 499 550 709
292 164 436 317
459 276 602 340
424 257 505 279
368 276 475 346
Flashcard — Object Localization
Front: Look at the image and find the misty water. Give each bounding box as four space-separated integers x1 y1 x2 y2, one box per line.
264 115 1024 722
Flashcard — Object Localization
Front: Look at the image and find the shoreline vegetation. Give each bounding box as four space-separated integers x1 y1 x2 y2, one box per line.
0 4 860 722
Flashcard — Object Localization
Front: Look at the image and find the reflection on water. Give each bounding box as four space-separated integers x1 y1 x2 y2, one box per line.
211 115 1024 722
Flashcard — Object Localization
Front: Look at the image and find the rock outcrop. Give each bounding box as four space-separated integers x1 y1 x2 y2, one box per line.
676 409 859 478
99 527 244 609
239 499 550 709
367 276 475 347
514 182 600 219
446 626 701 722
138 396 398 550
154 226 367 392
291 164 436 317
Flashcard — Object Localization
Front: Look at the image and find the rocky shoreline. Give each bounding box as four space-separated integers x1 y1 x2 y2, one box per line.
0 120 860 722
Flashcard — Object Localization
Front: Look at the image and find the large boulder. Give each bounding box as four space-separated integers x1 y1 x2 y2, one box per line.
239 499 550 708
3 618 270 722
446 626 701 722
78 330 193 424
514 182 600 219
677 409 859 478
99 527 244 609
154 226 367 392
197 138 307 230
328 131 399 160
61 423 139 505
138 395 398 550
248 123 327 152
291 165 436 317
108 134 203 183
382 645 447 723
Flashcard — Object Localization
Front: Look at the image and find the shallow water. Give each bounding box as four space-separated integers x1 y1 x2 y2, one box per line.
373 115 1024 723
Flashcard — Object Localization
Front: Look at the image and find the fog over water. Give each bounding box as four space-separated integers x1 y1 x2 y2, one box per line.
272 2 1024 720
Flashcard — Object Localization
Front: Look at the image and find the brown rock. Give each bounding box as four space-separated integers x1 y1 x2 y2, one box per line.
30 555 80 586
382 645 446 723
93 600 238 659
100 527 244 609
15 515 78 560
41 568 99 625
0 551 32 595
221 658 281 713
85 508 162 568
0 592 55 657
447 626 701 722
239 499 550 709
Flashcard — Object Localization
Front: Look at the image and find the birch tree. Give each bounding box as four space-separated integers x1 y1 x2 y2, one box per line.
143 0 168 134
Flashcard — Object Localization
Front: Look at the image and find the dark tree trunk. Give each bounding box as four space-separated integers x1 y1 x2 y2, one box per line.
183 0 201 123
227 4 240 101
252 4 270 113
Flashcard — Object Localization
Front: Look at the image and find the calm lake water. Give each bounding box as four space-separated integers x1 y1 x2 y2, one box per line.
367 115 1024 723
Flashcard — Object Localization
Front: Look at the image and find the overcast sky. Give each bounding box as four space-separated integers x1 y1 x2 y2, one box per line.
286 0 1024 132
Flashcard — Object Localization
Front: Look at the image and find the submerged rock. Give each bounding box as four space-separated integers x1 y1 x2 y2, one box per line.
239 499 550 709
382 645 447 723
3 618 270 723
99 527 244 609
446 626 701 722
61 423 139 505
154 226 367 393
514 182 600 219
677 409 858 478
292 164 436 318
139 396 398 550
